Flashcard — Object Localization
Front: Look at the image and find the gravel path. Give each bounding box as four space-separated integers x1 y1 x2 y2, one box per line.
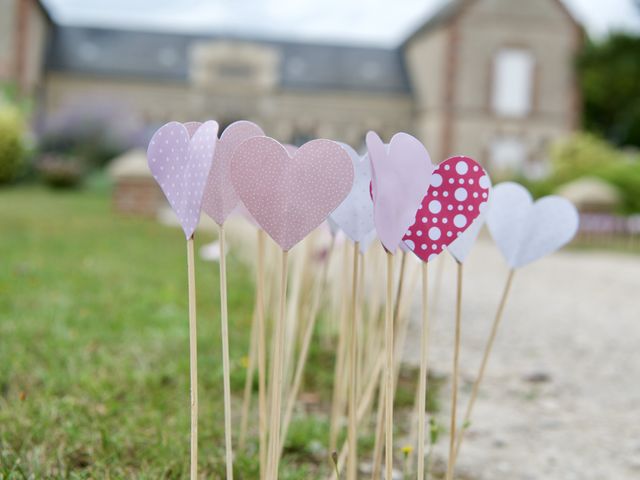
402 239 640 480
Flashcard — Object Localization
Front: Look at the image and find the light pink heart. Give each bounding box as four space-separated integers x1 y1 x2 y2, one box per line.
147 120 219 239
202 121 265 225
230 137 354 251
367 131 433 253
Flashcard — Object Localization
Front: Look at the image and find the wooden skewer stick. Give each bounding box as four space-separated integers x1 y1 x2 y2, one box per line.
371 251 408 480
384 251 395 480
256 230 268 480
445 261 463 480
279 236 336 459
329 244 352 452
329 348 385 480
416 262 430 480
452 269 516 465
218 224 234 480
266 250 290 479
347 241 360 480
186 236 199 480
239 307 258 451
338 257 419 480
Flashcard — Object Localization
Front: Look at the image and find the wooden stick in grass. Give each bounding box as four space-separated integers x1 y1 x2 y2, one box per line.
256 230 268 480
329 244 352 452
186 236 199 480
445 261 463 480
279 236 336 459
239 307 258 451
218 224 234 480
452 269 515 465
384 251 395 480
266 250 289 479
416 262 430 480
347 241 360 480
238 229 268 457
371 250 407 479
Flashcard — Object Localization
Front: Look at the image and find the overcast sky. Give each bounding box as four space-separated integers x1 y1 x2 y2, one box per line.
42 0 640 46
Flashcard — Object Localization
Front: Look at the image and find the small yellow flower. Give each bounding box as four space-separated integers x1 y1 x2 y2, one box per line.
240 356 250 369
401 445 413 457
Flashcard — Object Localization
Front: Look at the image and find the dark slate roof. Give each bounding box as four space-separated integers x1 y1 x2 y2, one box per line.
46 26 411 94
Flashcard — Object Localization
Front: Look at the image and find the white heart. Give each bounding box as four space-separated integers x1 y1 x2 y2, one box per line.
328 144 375 243
486 182 579 268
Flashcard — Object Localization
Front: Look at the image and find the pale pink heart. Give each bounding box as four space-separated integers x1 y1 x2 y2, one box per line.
147 120 219 239
183 121 202 138
367 131 433 253
202 121 265 225
230 137 354 251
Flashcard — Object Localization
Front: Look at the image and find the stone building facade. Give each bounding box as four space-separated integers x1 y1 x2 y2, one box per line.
1 0 582 178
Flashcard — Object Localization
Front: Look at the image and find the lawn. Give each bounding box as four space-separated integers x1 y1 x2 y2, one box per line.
0 185 438 479
0 185 291 478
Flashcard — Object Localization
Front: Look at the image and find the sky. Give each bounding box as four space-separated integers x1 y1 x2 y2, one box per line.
42 0 640 46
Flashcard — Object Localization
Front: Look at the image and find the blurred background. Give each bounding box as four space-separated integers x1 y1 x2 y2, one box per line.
1 1 640 479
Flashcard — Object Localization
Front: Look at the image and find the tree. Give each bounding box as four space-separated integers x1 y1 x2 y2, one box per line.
576 33 640 148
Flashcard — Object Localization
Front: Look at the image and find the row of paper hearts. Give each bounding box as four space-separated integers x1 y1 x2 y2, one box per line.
147 120 579 268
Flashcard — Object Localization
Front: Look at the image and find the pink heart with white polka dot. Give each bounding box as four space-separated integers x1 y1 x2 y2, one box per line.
402 156 490 262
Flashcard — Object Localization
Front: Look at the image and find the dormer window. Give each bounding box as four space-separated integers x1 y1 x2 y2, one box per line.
189 41 279 91
217 63 255 79
491 48 535 118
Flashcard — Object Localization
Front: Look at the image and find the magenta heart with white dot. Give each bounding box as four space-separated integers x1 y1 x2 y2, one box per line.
403 156 490 262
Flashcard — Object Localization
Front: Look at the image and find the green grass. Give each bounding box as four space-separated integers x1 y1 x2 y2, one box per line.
0 185 440 479
0 185 297 478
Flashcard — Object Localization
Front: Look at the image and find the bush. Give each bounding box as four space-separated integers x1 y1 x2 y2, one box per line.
37 99 141 172
524 132 640 213
549 132 625 184
0 105 26 183
596 161 640 214
36 153 86 188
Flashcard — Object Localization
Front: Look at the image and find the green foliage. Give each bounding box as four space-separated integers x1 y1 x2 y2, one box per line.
524 133 640 214
36 153 87 188
0 105 26 183
577 33 640 147
596 161 640 214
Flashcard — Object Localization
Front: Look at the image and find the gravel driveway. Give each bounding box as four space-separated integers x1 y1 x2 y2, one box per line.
402 239 640 480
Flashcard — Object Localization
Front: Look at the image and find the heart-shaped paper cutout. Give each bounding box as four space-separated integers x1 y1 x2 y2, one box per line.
147 120 218 239
328 144 375 243
202 121 265 225
447 167 493 263
230 137 354 251
184 121 202 138
486 182 579 268
367 131 433 253
403 156 490 262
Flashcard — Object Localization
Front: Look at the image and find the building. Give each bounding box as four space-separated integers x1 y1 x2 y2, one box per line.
1 0 582 178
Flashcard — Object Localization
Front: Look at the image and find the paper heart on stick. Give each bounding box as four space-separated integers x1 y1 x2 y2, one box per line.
147 120 219 239
183 121 203 137
202 121 265 225
403 156 490 262
486 182 579 268
329 144 375 243
367 131 433 253
230 137 354 251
